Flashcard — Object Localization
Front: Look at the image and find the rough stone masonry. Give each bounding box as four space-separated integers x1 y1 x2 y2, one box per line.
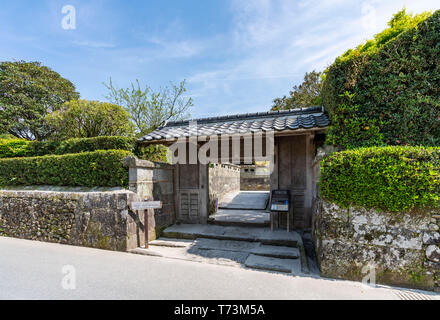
0 157 177 251
0 188 138 251
313 199 440 291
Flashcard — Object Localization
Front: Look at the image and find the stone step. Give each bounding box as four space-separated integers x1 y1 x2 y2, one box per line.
163 224 302 248
207 218 270 228
149 238 193 248
244 254 302 274
131 240 303 274
194 238 299 259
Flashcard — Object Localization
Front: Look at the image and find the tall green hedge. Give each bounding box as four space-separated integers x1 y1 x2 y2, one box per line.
0 136 170 163
0 150 131 187
322 10 440 148
320 146 440 212
0 136 136 158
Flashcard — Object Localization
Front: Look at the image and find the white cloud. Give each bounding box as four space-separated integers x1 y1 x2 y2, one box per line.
188 0 439 98
73 40 115 48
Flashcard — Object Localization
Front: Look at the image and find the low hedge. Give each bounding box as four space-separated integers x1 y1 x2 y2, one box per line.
0 150 132 187
320 146 440 212
0 136 136 158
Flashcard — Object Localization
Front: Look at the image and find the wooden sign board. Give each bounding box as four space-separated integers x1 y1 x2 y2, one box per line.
130 201 162 210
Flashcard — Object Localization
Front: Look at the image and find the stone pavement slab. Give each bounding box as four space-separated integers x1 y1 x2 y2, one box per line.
195 238 299 259
163 224 302 247
244 254 301 274
252 244 299 259
210 209 270 224
149 238 193 248
219 191 270 210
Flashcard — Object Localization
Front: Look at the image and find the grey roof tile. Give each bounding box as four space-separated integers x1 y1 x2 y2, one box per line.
139 106 329 142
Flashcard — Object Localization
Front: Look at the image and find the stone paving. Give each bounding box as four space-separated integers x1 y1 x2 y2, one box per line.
131 237 303 274
163 224 302 247
218 191 270 210
210 209 270 226
131 223 308 275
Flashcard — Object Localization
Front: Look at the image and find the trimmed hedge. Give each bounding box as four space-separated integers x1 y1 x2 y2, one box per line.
322 10 440 148
0 136 136 158
0 150 132 187
320 146 440 212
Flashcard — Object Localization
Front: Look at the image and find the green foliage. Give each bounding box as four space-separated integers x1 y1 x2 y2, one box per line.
55 136 136 155
0 150 131 187
0 61 79 140
0 134 15 139
272 71 323 111
324 92 384 149
339 9 431 62
0 136 136 159
134 144 169 163
104 79 193 136
47 99 135 139
322 9 439 148
320 146 440 212
0 139 30 158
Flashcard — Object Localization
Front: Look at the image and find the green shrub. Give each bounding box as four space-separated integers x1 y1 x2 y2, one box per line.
0 139 32 158
0 150 131 187
0 136 136 158
322 9 440 148
134 144 169 163
53 136 136 155
320 146 440 212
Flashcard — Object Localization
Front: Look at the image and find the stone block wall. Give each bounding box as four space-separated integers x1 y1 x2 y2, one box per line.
0 188 139 251
124 156 176 242
208 163 240 214
0 157 177 251
240 177 270 191
240 165 270 191
313 199 440 291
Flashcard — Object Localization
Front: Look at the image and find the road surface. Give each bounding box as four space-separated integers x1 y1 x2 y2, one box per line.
0 237 438 300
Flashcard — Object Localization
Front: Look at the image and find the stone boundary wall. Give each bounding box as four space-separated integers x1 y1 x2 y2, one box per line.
313 199 440 291
0 157 177 251
240 177 270 191
208 163 240 214
0 188 139 251
124 156 176 242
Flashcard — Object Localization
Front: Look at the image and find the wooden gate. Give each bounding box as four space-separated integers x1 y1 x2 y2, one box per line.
176 163 208 224
272 134 314 229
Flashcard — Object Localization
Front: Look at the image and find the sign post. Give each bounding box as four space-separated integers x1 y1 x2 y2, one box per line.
129 201 162 249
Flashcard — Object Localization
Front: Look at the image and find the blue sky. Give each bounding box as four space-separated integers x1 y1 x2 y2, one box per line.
1 0 439 118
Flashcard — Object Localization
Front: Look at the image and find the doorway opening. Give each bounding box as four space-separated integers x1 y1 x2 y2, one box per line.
208 161 271 228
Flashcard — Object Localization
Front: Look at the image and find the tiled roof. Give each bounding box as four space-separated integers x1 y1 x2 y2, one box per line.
139 106 329 142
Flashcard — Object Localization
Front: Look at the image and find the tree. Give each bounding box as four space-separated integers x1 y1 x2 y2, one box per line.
0 61 79 140
46 100 135 139
271 71 323 111
104 79 193 136
321 9 438 148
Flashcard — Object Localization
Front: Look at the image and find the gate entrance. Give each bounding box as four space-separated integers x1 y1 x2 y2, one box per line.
176 163 208 224
138 106 329 231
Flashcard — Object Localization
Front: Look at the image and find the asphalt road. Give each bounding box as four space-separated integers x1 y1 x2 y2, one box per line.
0 237 438 300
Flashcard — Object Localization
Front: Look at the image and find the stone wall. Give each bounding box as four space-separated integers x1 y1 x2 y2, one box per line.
124 156 176 242
0 188 139 251
0 157 177 251
208 163 240 214
240 177 270 191
240 164 270 191
313 199 440 291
